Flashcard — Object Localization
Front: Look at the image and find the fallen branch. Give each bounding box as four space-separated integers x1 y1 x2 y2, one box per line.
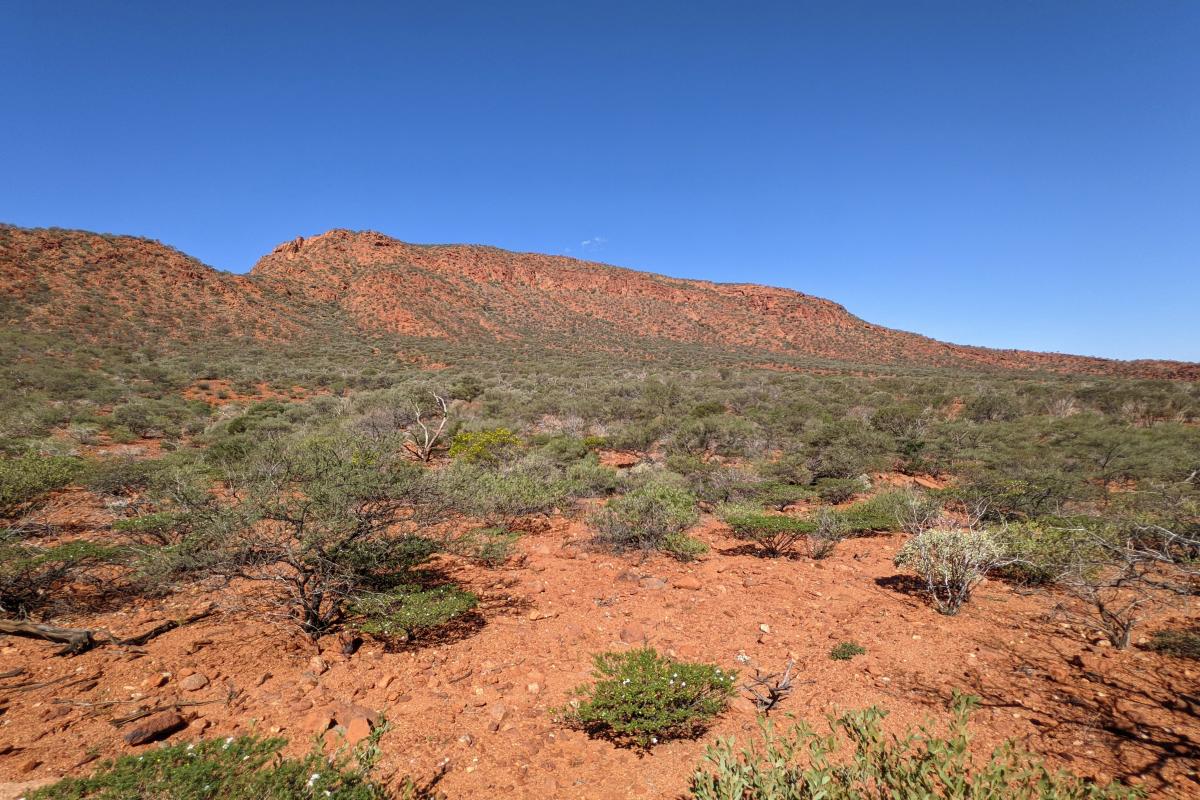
0 620 97 655
120 607 215 646
0 606 215 656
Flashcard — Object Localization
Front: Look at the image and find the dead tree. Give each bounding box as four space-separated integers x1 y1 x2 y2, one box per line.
403 394 450 463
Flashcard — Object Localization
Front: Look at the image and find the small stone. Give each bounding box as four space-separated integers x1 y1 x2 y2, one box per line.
123 711 186 745
18 757 42 774
639 577 668 590
759 624 771 634
303 711 335 733
145 672 169 688
673 575 702 591
309 656 329 675
527 682 541 695
343 716 373 746
619 624 646 644
179 673 209 691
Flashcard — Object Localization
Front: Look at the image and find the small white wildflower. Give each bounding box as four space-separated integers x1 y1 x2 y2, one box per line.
306 772 321 787
650 736 658 744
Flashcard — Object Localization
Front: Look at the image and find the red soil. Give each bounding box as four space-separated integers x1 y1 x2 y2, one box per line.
2 515 1196 799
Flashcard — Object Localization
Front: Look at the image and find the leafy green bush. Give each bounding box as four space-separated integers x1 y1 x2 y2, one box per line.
663 531 709 561
27 733 426 800
894 528 1008 615
560 648 737 748
814 477 860 504
829 641 866 660
723 509 815 557
351 583 478 645
590 479 699 556
449 427 523 465
754 481 813 511
0 453 84 517
833 490 908 534
689 693 1138 800
992 521 1094 585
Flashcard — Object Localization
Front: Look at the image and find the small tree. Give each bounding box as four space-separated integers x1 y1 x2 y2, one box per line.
216 434 443 637
403 394 450 463
894 528 1009 615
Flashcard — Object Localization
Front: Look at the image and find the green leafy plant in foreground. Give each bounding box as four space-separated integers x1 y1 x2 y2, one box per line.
690 693 1140 800
26 733 442 800
559 647 737 748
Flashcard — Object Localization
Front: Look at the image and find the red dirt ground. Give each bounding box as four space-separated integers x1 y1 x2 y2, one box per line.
2 515 1196 799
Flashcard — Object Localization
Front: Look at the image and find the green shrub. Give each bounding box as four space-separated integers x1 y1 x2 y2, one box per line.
562 455 620 497
590 480 699 556
992 521 1091 585
833 490 907 534
27 734 420 800
351 583 478 645
1146 627 1200 660
560 648 737 748
0 453 84 517
454 526 520 566
723 509 815 557
815 477 860 504
448 428 522 465
829 641 866 660
689 694 1138 800
894 528 1008 615
663 531 709 561
754 481 813 511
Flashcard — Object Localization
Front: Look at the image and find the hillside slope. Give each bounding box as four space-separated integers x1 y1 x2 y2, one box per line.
3 223 1196 379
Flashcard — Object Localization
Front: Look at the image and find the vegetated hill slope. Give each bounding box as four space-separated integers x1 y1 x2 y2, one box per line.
3 223 1196 380
0 225 310 344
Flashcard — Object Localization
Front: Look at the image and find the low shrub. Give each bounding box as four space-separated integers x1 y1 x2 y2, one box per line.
0 532 126 617
449 428 522 465
833 490 907 534
689 693 1138 800
590 479 699 556
894 528 1009 615
723 509 815 558
754 481 813 511
663 531 709 561
815 477 860 504
560 648 737 748
1146 627 1200 660
805 509 848 559
27 733 429 800
351 583 478 645
454 526 519 566
0 453 84 517
829 641 866 660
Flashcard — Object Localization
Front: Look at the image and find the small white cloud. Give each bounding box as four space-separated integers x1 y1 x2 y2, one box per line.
580 236 607 250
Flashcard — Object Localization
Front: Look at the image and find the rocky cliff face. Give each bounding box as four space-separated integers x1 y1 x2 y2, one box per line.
3 223 1196 380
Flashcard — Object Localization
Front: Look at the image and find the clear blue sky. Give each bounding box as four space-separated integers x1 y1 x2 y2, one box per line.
3 2 1197 361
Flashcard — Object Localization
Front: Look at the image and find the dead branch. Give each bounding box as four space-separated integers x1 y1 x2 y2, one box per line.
0 620 97 655
743 659 800 714
0 605 215 656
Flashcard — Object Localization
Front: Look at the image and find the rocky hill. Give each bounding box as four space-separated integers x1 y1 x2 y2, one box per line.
3 223 1196 379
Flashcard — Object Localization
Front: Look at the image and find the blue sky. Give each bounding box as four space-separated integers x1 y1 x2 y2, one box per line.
3 1 1197 361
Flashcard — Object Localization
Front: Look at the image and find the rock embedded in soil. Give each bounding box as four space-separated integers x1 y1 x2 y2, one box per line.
122 711 186 746
178 673 209 691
